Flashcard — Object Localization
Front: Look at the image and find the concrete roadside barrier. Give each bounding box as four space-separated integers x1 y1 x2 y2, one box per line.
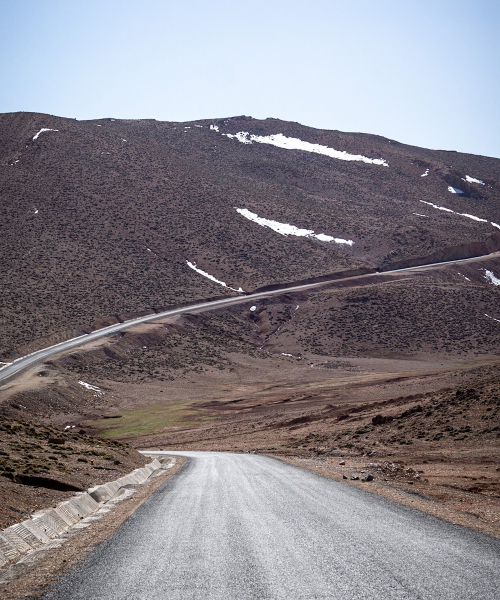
18 519 51 544
55 501 81 527
131 469 148 484
0 457 168 570
0 548 8 569
68 493 100 518
4 523 43 550
32 508 71 538
88 479 122 503
132 470 146 483
115 474 134 487
0 532 22 564
2 527 33 555
87 484 111 503
136 468 149 481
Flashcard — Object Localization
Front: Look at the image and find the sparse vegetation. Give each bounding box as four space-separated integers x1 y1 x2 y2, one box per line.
0 113 499 538
1 114 499 359
0 414 147 529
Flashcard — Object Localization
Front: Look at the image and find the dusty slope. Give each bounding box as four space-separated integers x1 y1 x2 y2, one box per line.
1 255 499 429
1 112 500 357
0 415 147 529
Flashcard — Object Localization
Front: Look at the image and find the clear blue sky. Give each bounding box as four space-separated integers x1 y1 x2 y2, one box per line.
1 0 499 157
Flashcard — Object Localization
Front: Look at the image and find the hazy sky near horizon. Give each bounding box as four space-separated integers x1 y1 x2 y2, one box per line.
1 0 499 158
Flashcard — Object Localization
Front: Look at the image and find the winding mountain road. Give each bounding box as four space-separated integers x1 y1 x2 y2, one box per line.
41 451 500 600
1 252 498 386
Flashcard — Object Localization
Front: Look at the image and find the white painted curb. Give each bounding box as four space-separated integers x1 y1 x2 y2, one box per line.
0 458 167 569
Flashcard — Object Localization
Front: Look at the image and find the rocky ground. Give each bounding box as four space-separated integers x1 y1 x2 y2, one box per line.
1 112 499 542
0 415 147 529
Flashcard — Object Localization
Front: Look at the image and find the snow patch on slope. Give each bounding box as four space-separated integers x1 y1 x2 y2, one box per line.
484 270 500 286
235 208 353 246
421 169 429 177
78 381 103 395
187 261 244 293
419 201 491 225
465 175 484 185
460 213 488 223
33 128 58 141
485 314 500 323
223 132 388 166
448 186 463 194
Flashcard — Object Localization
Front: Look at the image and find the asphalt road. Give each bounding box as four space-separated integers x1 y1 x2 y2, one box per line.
2 252 498 385
41 452 500 600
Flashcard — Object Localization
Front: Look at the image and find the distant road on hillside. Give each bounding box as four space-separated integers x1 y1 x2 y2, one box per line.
42 451 500 600
1 252 498 385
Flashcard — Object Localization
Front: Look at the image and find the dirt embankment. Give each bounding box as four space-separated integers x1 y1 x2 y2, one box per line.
276 379 500 538
381 231 500 272
251 267 377 293
0 415 147 529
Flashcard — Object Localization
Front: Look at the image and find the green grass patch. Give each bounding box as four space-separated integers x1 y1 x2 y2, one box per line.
85 401 205 439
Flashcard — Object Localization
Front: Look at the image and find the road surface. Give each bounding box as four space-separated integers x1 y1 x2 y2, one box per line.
1 252 498 385
41 452 500 599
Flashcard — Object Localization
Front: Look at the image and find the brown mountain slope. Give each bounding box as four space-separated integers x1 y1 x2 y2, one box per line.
1 108 499 540
1 112 500 357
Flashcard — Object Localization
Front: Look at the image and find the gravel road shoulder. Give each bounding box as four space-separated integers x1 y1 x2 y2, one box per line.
278 455 500 539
